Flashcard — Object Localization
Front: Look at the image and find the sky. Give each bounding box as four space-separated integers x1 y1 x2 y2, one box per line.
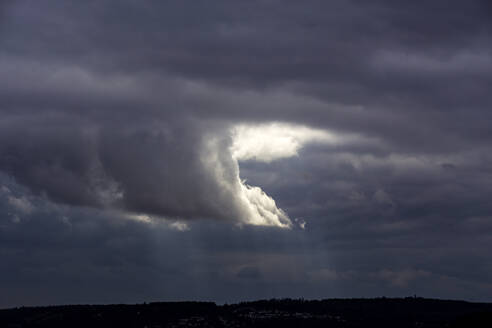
1 0 492 307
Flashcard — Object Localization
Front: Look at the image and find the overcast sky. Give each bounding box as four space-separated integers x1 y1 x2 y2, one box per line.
1 0 492 307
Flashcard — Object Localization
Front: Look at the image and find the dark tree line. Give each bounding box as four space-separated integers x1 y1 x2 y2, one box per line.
1 298 492 327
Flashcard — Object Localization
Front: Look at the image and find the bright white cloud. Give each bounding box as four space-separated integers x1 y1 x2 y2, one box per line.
238 182 291 228
231 122 339 163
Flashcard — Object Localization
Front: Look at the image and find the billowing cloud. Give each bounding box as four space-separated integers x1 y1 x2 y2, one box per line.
202 128 292 228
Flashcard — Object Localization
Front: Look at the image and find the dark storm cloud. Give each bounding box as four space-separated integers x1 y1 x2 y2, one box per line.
1 0 492 306
3 0 491 153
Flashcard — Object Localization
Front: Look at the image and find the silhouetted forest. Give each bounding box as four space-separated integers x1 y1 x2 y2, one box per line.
1 297 492 327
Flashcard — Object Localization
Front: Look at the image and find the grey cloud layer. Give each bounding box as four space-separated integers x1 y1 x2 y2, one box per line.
3 0 492 149
1 0 492 305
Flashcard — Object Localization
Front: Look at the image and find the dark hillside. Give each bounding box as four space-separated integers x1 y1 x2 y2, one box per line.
1 298 491 327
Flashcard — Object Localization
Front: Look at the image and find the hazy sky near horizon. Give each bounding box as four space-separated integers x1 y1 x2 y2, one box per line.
1 0 492 307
